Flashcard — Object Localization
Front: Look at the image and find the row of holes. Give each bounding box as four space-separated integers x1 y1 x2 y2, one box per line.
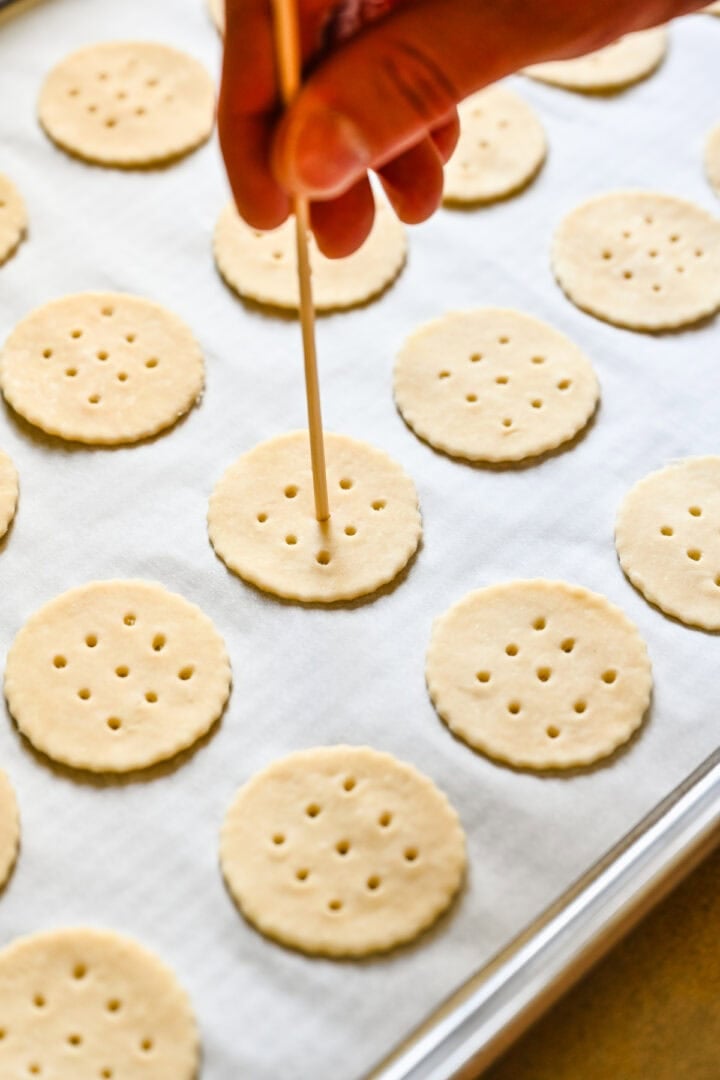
301 802 393 826
257 499 386 520
70 73 161 87
603 248 703 261
56 665 194 681
77 688 162 703
284 479 364 496
62 330 138 343
285 527 356 545
465 396 547 409
505 699 588 715
272 832 418 861
476 667 616 684
438 372 571 394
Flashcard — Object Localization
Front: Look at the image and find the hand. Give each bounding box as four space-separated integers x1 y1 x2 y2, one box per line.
219 0 706 257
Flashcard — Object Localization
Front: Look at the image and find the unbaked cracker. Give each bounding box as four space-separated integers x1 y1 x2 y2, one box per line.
552 190 720 330
443 86 546 205
0 173 27 266
4 580 231 772
0 928 199 1078
394 309 599 463
208 0 225 33
705 123 720 198
214 199 406 311
220 745 466 957
0 292 204 445
616 457 720 630
0 771 19 890
38 42 215 167
525 28 667 92
208 431 421 602
703 3 720 14
0 450 18 542
426 580 652 770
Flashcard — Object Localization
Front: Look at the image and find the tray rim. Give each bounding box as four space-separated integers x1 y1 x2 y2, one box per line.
370 745 720 1079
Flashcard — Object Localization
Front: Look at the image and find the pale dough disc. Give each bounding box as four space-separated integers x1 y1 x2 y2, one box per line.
394 309 599 463
208 431 422 602
38 42 215 167
426 580 652 770
705 123 720 198
213 199 406 311
552 191 720 330
0 928 199 1078
0 173 27 266
703 3 720 14
0 292 204 445
0 450 19 542
220 745 466 957
443 86 546 205
524 28 667 92
0 771 20 890
4 580 231 772
616 457 720 630
208 0 225 33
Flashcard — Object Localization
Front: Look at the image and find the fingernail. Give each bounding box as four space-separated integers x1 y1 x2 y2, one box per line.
279 108 371 197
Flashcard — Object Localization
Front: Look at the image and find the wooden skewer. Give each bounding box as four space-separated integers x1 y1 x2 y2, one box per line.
271 0 330 523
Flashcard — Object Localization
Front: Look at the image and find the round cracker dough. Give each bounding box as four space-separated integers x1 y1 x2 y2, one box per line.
394 309 599 463
208 0 225 33
426 580 652 770
208 431 421 602
213 199 406 311
220 745 466 957
38 42 215 167
0 928 199 1078
0 450 18 542
0 771 19 890
616 457 720 630
705 123 720 198
524 28 667 92
4 580 231 773
0 292 204 445
0 173 27 266
703 3 720 14
443 86 546 205
552 191 720 331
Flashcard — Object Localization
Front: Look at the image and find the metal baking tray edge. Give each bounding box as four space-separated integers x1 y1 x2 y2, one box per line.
370 746 720 1080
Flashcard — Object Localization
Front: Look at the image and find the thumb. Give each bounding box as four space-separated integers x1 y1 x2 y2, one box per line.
270 0 543 198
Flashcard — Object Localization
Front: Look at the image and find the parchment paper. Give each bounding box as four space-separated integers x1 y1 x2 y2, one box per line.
0 2 718 1077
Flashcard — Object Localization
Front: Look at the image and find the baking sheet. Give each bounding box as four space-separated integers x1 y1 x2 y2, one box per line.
0 3 718 1077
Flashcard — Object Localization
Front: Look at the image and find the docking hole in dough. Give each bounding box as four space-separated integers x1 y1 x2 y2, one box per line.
394 308 599 462
426 580 652 769
4 580 231 772
208 431 422 602
220 745 466 957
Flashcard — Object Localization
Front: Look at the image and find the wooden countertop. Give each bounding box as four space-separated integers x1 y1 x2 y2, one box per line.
485 845 720 1080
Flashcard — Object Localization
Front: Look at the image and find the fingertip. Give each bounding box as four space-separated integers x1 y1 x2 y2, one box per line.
378 137 444 225
310 178 376 258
